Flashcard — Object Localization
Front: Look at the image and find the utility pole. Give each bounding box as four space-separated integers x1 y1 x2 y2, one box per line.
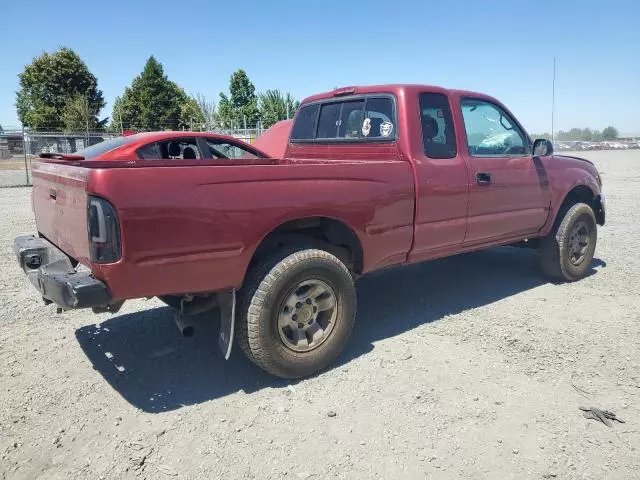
551 57 556 143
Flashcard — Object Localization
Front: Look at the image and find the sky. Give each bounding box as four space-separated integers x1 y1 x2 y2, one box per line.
1 0 639 134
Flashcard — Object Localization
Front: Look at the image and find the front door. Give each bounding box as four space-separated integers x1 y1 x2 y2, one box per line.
458 98 549 245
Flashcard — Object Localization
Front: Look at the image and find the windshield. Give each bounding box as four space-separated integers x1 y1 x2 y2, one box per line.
75 136 136 159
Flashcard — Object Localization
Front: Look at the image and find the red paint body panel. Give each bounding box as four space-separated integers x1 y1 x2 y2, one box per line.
83 157 415 300
252 120 292 158
31 162 91 264
29 87 602 302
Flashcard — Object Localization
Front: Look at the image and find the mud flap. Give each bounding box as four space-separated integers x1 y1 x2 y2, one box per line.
217 289 236 360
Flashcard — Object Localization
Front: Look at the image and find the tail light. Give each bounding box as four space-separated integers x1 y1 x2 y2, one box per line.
87 196 121 263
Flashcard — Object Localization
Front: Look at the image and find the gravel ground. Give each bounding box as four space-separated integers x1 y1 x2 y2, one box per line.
1 150 639 480
0 170 30 188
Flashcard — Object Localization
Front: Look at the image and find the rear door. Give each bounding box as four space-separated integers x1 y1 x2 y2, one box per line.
458 98 549 245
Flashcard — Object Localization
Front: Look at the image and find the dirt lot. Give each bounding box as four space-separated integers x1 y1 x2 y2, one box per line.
0 157 33 188
1 150 639 480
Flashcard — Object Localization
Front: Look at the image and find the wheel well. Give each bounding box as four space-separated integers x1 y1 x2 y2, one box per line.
564 185 594 206
251 217 364 274
557 185 601 225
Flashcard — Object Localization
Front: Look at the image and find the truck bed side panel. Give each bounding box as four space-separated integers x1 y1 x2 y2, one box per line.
87 161 414 300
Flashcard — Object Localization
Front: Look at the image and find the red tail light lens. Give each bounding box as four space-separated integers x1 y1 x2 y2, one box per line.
87 196 121 263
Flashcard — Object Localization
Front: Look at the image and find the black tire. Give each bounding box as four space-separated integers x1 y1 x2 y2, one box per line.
157 295 183 309
540 202 597 281
236 248 357 378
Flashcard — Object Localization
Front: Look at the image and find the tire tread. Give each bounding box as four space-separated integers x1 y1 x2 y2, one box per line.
236 248 355 377
540 202 597 282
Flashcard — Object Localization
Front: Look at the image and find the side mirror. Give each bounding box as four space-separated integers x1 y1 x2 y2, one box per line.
533 138 553 156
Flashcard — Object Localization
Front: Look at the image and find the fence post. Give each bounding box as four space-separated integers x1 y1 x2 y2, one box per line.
22 126 29 186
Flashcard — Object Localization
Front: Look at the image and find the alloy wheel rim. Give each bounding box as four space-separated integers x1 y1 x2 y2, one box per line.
277 279 337 352
568 220 590 265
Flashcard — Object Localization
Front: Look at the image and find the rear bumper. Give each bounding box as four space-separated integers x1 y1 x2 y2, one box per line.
13 235 111 309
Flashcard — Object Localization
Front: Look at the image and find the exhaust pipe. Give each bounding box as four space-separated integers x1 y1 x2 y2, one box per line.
173 296 217 337
174 312 194 337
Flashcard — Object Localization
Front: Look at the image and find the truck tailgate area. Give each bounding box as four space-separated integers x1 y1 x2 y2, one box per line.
31 162 90 265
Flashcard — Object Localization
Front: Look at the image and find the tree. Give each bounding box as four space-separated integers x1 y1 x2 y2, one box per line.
217 93 235 128
568 128 583 140
530 132 551 140
218 69 260 128
195 93 217 130
61 93 107 132
16 47 104 130
601 126 618 141
108 96 124 133
581 128 593 141
179 96 206 130
258 89 299 128
112 56 188 131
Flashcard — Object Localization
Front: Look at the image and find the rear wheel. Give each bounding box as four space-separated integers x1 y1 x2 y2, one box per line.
236 248 357 378
540 202 597 281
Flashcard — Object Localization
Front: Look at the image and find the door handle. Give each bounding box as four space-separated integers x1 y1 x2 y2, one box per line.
476 172 492 185
49 189 57 200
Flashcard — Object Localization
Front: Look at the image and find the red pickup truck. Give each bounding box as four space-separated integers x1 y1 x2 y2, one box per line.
14 84 605 378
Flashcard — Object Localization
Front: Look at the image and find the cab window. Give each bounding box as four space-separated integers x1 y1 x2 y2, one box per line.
290 104 319 140
461 99 530 156
291 95 396 142
362 97 395 139
317 102 344 139
419 93 457 159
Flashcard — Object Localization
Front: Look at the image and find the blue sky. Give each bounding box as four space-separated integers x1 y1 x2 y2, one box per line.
1 0 638 134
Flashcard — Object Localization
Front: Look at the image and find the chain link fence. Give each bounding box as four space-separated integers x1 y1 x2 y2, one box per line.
0 126 266 188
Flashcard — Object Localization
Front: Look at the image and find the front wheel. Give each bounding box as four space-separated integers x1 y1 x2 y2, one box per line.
236 248 357 378
540 202 597 281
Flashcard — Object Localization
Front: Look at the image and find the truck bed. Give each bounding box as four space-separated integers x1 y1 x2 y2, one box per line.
30 158 415 301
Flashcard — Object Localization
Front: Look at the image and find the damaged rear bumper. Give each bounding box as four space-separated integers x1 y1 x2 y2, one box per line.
13 235 111 310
